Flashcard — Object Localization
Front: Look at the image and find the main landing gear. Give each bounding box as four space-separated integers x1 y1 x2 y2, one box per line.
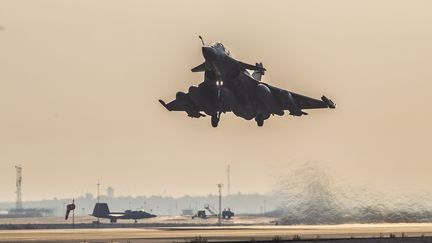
255 115 264 127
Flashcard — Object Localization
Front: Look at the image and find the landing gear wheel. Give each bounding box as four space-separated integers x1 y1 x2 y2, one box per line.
211 114 219 128
255 116 264 127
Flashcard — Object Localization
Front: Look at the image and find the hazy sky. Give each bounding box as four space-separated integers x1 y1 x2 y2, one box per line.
1 0 431 202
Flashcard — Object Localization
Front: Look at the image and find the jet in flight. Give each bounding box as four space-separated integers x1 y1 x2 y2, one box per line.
159 36 335 127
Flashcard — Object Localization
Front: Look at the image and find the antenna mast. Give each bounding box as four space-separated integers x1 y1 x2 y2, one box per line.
226 164 230 196
96 180 101 224
15 165 23 210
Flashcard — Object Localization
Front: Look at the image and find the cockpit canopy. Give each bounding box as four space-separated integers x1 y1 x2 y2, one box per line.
211 42 230 56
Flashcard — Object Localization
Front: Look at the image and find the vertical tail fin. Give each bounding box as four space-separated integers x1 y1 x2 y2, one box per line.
92 203 110 217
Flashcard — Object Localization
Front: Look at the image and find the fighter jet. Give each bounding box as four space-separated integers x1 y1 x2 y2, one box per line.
91 203 156 223
159 36 335 127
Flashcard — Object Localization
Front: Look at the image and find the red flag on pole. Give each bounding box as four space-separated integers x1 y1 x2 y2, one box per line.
65 199 76 220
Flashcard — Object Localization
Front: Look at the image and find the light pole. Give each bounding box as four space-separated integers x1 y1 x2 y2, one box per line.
96 180 101 224
217 183 223 226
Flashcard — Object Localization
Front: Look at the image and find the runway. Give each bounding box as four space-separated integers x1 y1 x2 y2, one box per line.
2 223 432 242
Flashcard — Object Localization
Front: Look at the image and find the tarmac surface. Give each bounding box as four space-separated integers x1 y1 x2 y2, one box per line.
0 215 276 229
2 216 432 242
2 223 432 242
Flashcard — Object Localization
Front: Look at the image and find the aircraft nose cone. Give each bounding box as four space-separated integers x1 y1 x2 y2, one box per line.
202 46 216 60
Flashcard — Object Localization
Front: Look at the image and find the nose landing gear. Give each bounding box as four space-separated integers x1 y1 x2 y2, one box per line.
211 113 220 127
211 82 223 128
